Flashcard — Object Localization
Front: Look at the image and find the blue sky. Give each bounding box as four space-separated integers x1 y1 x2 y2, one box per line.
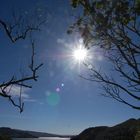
0 0 140 135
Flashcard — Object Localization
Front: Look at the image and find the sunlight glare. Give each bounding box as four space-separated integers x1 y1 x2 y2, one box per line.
73 46 88 62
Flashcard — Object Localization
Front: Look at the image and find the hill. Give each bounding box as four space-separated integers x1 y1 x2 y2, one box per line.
0 127 69 138
71 118 140 140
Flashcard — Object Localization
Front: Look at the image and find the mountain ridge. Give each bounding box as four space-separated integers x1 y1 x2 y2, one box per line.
0 118 140 139
0 127 71 138
71 118 140 140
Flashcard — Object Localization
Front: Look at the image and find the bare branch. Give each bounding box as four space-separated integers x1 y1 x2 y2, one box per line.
0 16 45 43
0 41 43 112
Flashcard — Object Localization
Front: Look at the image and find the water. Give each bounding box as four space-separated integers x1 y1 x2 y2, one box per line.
13 137 70 140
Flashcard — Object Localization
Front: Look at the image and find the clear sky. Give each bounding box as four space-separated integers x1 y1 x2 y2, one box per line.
0 0 140 135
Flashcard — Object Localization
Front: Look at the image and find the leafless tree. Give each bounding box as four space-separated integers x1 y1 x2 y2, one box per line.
0 12 45 113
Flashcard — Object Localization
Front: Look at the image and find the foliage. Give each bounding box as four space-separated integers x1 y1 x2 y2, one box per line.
70 0 140 109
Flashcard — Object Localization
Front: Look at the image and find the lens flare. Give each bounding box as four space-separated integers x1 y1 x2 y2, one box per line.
61 83 64 87
56 87 60 92
47 92 60 106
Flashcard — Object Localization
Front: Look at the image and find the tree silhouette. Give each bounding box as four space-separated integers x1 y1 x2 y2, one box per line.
0 11 45 113
70 0 140 110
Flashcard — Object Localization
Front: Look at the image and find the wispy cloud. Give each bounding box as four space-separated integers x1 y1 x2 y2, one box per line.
57 38 70 48
2 85 44 104
23 98 44 105
5 85 30 98
7 86 42 104
23 98 36 102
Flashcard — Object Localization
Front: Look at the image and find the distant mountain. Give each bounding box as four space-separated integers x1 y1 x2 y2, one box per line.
71 118 140 140
0 127 71 138
0 127 36 138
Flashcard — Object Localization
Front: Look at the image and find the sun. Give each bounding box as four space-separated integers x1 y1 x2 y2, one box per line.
72 46 88 63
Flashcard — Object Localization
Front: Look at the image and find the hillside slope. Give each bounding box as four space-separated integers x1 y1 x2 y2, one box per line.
0 127 69 138
71 118 140 140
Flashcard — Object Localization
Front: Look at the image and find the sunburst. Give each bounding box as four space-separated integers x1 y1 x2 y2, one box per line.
72 44 88 64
